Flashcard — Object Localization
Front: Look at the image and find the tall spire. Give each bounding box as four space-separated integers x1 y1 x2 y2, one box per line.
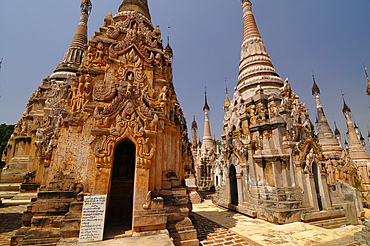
342 98 351 114
311 74 320 95
342 99 370 188
118 0 151 20
203 88 210 112
363 63 370 96
223 79 231 110
342 99 370 160
312 76 334 139
334 121 341 139
238 0 282 97
311 76 343 164
202 88 214 152
164 23 173 58
54 0 91 73
191 116 198 149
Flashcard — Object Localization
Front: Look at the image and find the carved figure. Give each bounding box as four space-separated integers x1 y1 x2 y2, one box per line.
88 42 106 68
258 104 268 122
153 53 163 77
249 104 258 125
159 86 168 111
269 101 279 118
75 75 85 111
304 148 318 173
280 78 292 98
83 74 92 101
291 101 301 124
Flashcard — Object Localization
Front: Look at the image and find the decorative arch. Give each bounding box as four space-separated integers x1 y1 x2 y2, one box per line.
297 137 323 162
90 96 157 169
105 139 136 230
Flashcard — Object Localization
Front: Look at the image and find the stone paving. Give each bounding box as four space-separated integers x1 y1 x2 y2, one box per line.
193 200 364 246
0 199 367 246
192 212 260 246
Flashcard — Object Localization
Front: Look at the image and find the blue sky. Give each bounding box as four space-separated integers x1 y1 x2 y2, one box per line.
0 0 369 150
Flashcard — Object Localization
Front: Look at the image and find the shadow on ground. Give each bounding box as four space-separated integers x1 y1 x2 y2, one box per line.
0 212 23 234
191 211 261 246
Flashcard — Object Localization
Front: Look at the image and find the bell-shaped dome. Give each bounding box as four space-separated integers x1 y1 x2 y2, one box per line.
118 0 151 20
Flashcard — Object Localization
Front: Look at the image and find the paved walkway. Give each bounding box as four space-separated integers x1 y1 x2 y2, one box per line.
0 199 366 246
193 200 363 246
192 212 259 246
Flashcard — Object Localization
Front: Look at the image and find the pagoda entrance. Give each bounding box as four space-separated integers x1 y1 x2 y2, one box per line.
312 162 323 211
229 164 239 205
105 140 136 235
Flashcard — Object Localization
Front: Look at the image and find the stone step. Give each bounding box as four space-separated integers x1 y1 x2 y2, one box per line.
168 226 195 232
0 191 18 199
60 218 81 238
308 216 350 229
302 209 346 222
12 192 37 201
17 237 59 246
0 183 21 191
171 187 187 196
68 201 83 213
171 195 189 206
171 180 180 187
37 191 76 200
257 199 302 209
31 215 64 228
169 228 197 242
1 155 32 183
174 239 200 246
31 200 73 214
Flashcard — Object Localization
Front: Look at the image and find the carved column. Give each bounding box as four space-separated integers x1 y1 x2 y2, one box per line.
236 172 243 205
240 163 248 202
326 161 335 185
358 162 370 188
247 146 257 185
295 161 309 206
306 174 320 211
288 146 296 186
272 161 283 187
319 173 332 209
133 158 151 231
281 160 289 187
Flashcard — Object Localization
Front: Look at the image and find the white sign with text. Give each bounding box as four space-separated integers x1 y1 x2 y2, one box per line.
79 195 107 243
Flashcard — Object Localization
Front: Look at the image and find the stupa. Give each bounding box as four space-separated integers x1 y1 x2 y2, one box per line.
212 0 364 226
3 1 199 245
192 90 217 191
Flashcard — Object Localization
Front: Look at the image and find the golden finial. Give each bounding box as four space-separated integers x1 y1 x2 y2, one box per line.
81 0 92 15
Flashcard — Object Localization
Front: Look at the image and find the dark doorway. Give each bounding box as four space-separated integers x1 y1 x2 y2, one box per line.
105 140 136 234
229 165 238 205
312 163 323 211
